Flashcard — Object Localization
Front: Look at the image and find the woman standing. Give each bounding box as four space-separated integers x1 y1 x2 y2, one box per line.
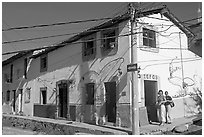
164 91 173 124
157 90 166 126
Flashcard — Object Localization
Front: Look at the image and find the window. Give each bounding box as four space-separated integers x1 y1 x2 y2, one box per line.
16 69 21 80
101 27 118 56
4 74 8 82
10 64 13 83
143 28 156 48
7 90 10 101
82 34 96 61
24 58 28 79
84 39 94 56
86 83 95 105
40 54 48 72
40 87 47 105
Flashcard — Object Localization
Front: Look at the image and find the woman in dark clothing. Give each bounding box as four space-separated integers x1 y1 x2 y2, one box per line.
164 91 173 124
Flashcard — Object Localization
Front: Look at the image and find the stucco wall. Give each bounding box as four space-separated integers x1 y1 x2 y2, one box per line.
2 53 32 113
171 95 201 119
22 20 131 120
136 13 202 96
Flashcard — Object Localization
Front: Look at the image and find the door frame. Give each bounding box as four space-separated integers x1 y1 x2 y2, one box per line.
104 81 117 123
56 80 69 119
141 74 160 122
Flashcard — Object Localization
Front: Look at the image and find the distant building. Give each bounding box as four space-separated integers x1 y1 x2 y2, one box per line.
2 5 202 128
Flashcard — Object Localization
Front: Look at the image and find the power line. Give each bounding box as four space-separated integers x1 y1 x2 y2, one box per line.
146 16 202 24
2 30 139 55
1 23 176 45
2 25 129 44
3 14 198 45
2 17 113 32
3 15 199 55
3 25 191 56
141 58 201 70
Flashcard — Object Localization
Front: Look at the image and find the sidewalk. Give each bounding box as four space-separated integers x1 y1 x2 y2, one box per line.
2 114 127 135
2 113 200 135
99 114 200 135
140 116 196 135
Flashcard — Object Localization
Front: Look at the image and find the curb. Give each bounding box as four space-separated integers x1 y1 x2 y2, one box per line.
2 114 128 135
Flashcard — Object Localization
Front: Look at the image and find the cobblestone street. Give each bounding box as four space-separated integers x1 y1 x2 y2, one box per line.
2 127 45 135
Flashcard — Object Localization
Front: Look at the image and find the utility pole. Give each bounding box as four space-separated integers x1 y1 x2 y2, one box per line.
179 32 185 95
129 3 140 135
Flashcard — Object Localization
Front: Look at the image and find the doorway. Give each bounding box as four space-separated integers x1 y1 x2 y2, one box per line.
58 83 68 118
12 90 16 112
105 82 116 123
144 80 158 122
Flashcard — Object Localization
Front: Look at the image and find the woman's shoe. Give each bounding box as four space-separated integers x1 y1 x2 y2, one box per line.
159 122 164 126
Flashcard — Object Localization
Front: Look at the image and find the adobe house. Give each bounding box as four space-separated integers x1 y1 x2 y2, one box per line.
2 5 202 128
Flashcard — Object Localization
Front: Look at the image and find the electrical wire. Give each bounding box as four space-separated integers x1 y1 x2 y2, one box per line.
2 30 191 56
140 58 201 70
2 24 130 44
146 16 202 24
3 14 200 45
3 14 200 55
2 17 113 32
3 29 191 56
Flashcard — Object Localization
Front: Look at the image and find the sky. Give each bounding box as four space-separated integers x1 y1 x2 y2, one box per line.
1 1 202 61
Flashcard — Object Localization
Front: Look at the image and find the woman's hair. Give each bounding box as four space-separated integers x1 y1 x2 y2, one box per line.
158 90 163 94
165 91 168 94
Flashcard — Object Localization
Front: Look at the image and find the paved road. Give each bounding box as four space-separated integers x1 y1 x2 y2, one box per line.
2 127 45 135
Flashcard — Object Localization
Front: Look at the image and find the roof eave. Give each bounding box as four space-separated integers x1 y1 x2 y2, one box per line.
161 8 195 38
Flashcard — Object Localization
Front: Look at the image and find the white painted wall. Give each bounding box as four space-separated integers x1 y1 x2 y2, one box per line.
136 13 202 96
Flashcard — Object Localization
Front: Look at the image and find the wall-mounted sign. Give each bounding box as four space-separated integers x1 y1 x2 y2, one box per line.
127 63 137 72
143 74 158 80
